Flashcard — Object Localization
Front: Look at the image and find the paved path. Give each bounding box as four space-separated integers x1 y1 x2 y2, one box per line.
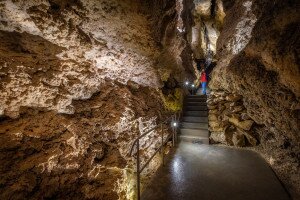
142 142 290 200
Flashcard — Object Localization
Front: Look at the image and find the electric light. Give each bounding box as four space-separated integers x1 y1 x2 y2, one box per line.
185 81 189 85
172 122 178 127
191 84 195 88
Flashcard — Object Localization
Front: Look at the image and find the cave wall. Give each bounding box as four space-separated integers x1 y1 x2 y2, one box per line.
0 0 193 199
141 0 196 87
190 0 224 61
209 0 300 197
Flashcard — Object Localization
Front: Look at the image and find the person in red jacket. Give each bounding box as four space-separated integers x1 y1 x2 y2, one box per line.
200 69 207 95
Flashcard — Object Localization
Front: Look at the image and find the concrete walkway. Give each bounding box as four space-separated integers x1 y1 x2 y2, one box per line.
142 142 290 200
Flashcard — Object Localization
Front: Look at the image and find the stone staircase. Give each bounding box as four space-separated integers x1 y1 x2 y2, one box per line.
180 95 209 144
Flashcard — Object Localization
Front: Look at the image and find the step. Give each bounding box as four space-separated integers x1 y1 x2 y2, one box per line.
179 135 209 144
183 116 208 123
181 122 208 129
187 95 207 99
186 102 207 106
180 128 209 137
186 106 207 111
184 111 208 117
185 98 207 102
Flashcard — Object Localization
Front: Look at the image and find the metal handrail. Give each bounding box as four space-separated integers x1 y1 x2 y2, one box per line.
129 115 174 156
129 113 180 200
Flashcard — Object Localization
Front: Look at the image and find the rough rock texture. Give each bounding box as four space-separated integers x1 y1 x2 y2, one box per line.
208 91 258 147
0 82 171 199
209 0 300 198
0 0 194 199
189 0 224 60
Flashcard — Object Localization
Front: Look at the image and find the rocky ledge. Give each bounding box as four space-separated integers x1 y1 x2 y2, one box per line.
208 91 257 147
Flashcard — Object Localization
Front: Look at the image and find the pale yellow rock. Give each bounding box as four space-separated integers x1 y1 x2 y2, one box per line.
229 117 254 131
208 114 218 121
209 109 218 114
231 106 244 113
210 132 226 143
226 94 242 102
208 105 218 109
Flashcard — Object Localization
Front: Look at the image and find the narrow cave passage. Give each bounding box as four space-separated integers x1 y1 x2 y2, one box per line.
0 0 299 200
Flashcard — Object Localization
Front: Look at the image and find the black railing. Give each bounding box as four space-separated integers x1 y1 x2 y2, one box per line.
129 113 180 200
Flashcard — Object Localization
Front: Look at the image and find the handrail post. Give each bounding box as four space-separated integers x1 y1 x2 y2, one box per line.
172 127 175 146
172 116 175 146
161 124 164 166
134 121 141 200
175 113 178 143
137 138 140 200
129 114 179 200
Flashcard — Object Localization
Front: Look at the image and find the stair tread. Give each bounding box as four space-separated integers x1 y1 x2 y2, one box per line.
185 111 208 113
186 106 207 110
179 135 209 144
186 100 207 102
183 117 208 123
181 95 209 144
181 123 208 129
181 122 208 125
180 126 208 130
187 95 207 98
180 128 209 137
180 135 209 139
186 104 207 107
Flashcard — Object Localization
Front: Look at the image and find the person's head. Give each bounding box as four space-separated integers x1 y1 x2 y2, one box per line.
201 69 205 73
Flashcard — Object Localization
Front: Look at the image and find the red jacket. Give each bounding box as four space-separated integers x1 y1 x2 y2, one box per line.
200 72 207 82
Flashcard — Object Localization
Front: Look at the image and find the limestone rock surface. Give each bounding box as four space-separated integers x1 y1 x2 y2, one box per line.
209 0 300 198
0 0 194 199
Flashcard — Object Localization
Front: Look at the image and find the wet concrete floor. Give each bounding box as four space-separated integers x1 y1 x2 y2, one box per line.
142 141 290 200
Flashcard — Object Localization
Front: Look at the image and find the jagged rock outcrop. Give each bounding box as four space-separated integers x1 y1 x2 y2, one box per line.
209 0 300 198
208 91 258 147
190 0 224 61
0 0 194 199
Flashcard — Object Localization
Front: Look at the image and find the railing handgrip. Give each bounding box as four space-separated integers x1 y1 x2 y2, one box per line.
130 112 181 200
129 116 174 156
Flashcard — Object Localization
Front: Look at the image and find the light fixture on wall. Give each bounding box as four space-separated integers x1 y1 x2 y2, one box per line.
172 122 178 127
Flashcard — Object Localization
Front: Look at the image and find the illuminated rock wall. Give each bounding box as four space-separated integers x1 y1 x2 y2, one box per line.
0 0 194 199
209 0 300 198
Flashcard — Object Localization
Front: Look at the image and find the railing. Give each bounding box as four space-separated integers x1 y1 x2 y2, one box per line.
129 113 180 200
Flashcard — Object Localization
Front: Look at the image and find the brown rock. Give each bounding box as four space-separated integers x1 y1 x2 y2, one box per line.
208 114 218 121
209 109 218 114
224 102 232 108
229 117 254 131
237 128 257 146
240 113 251 121
231 106 244 113
208 105 218 109
226 94 242 102
210 132 226 144
218 105 226 112
232 133 245 147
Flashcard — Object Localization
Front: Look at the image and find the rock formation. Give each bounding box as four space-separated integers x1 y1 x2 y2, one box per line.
208 91 258 147
189 0 224 61
0 0 194 199
208 0 300 198
0 0 299 199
